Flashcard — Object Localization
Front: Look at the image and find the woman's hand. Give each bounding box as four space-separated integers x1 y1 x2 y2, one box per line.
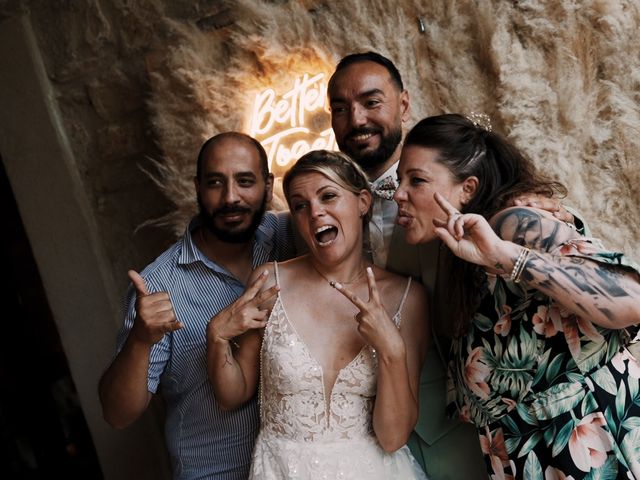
436 193 640 329
332 267 426 452
207 270 279 344
206 268 277 410
331 267 404 356
432 192 520 274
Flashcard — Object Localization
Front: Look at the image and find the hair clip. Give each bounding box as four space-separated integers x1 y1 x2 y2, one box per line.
467 112 492 132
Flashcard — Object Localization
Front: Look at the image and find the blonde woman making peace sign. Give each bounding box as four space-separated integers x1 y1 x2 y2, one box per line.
207 150 429 480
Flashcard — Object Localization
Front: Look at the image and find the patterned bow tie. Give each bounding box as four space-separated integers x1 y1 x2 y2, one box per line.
370 175 398 200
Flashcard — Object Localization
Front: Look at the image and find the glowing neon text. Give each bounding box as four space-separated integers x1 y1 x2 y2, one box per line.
248 72 337 171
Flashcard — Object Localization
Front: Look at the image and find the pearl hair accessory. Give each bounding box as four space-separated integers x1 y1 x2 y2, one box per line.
467 111 492 132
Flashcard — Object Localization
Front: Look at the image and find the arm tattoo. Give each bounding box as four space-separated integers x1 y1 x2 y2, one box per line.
495 208 637 324
592 264 627 297
223 344 233 368
542 254 627 297
522 250 632 318
493 208 572 251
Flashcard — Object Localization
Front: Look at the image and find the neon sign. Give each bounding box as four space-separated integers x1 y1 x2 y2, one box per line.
247 72 337 175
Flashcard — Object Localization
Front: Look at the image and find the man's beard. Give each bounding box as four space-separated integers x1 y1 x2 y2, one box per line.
340 126 402 172
197 193 267 244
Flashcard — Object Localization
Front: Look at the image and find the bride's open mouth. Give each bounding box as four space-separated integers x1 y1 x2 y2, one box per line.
315 224 338 246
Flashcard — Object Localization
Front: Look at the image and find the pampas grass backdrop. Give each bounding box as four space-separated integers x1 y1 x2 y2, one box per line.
145 0 639 258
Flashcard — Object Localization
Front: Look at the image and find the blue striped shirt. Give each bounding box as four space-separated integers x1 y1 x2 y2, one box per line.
115 211 295 479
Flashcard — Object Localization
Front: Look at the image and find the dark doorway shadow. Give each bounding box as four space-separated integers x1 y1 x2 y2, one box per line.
0 157 103 480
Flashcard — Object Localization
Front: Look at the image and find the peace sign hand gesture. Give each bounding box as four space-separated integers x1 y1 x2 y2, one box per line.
207 270 279 345
128 269 183 346
432 192 514 272
332 267 404 356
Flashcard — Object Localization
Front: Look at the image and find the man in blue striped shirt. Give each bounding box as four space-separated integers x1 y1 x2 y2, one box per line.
99 132 295 479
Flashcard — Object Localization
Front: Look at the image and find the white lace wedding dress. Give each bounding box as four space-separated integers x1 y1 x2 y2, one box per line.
249 264 428 479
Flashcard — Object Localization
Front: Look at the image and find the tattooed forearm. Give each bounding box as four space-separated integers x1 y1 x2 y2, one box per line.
596 306 615 319
493 208 577 252
518 249 640 328
522 259 593 318
534 253 627 298
493 208 542 246
593 265 627 297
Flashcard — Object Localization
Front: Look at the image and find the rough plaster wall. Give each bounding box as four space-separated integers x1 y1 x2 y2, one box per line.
1 0 178 297
146 0 640 258
6 0 636 289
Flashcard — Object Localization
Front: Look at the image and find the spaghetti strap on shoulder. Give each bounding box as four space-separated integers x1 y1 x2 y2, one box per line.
392 277 412 327
398 277 412 312
273 261 280 289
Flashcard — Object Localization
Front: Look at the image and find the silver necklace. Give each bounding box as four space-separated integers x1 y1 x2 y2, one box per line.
310 261 368 286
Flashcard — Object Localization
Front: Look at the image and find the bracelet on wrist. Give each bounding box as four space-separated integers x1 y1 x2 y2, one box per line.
509 247 531 284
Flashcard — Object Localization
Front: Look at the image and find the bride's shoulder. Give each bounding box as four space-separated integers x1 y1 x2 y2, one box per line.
373 267 425 301
276 256 307 274
376 268 428 322
372 265 406 284
268 256 311 285
249 261 277 291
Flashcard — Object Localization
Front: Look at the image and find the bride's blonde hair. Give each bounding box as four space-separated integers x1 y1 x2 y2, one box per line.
282 150 372 223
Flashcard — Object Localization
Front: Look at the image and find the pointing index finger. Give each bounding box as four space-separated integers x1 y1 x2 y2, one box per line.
330 280 366 311
239 270 270 305
365 267 381 305
253 284 280 308
434 192 458 216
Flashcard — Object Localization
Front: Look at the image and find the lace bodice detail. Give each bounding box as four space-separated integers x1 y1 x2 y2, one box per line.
258 265 410 442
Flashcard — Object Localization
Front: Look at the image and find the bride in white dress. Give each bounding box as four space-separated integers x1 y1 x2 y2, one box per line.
207 150 429 479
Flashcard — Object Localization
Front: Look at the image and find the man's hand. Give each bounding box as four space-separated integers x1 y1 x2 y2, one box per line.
510 194 575 224
128 270 183 345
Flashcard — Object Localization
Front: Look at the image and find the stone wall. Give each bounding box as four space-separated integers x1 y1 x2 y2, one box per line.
146 0 640 257
5 0 638 290
12 0 180 291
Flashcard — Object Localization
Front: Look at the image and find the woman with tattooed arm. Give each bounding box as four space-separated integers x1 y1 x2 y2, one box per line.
394 114 640 479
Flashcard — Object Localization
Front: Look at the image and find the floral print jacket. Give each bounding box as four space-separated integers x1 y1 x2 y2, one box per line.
448 238 640 479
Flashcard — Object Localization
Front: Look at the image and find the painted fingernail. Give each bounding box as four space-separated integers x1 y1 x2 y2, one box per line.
366 267 373 275
332 282 343 289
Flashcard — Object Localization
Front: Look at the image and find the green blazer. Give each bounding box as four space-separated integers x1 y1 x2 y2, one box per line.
389 232 486 478
387 235 461 445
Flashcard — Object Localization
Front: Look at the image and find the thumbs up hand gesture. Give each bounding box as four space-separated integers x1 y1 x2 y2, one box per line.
128 270 183 345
